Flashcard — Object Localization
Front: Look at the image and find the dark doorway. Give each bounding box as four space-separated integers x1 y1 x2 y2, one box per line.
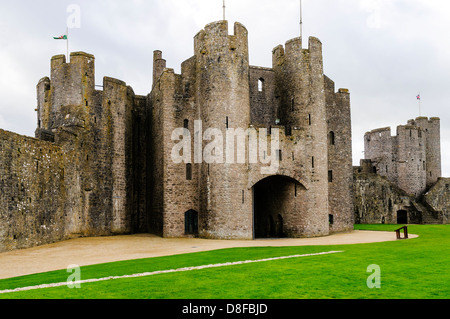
185 210 199 235
397 210 408 224
253 175 302 238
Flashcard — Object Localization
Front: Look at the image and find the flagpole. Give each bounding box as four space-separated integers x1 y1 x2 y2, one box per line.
67 27 70 63
419 92 422 117
223 0 226 21
300 0 303 38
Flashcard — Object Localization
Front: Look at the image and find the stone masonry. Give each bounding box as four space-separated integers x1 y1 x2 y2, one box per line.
354 118 448 225
0 20 354 252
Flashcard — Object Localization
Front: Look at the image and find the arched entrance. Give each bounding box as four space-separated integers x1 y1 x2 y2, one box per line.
185 210 199 235
253 175 303 238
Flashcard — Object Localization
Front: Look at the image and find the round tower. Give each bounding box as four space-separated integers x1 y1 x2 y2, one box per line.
271 36 330 237
194 21 252 239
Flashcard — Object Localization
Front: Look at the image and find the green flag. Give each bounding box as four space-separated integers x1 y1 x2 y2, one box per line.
53 35 67 40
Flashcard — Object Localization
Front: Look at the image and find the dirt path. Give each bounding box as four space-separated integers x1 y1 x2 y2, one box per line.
0 231 418 280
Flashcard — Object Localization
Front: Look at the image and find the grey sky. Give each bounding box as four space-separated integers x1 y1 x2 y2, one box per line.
0 0 449 175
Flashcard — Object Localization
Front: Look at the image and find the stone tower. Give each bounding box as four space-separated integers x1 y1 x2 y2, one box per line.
0 19 354 253
35 52 149 237
150 21 354 239
364 117 442 197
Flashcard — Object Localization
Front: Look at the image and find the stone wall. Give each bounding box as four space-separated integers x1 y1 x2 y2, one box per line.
325 76 354 233
353 167 415 224
150 21 354 239
364 117 441 197
423 178 450 224
1 20 356 251
0 129 66 252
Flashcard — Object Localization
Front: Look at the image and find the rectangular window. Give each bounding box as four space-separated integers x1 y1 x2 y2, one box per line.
328 170 333 183
329 214 334 225
258 79 264 92
277 150 282 161
186 163 192 180
312 157 315 169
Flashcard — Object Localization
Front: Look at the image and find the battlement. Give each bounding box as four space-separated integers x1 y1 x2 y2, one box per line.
273 36 323 66
364 117 442 197
51 51 94 68
195 20 248 40
194 20 248 58
365 127 392 138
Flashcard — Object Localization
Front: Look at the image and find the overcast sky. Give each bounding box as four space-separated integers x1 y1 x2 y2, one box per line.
0 0 449 176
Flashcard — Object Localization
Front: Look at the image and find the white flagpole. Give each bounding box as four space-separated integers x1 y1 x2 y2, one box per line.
418 92 422 117
223 0 226 20
300 0 303 38
66 27 70 63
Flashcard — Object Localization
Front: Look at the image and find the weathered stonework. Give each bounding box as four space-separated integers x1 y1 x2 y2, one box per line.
355 117 448 225
0 20 354 252
423 178 450 224
149 21 354 239
364 117 441 197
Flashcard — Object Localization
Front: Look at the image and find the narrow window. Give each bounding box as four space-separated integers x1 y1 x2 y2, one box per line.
258 78 264 92
328 170 333 183
308 114 312 126
286 126 292 136
242 190 245 204
184 119 189 129
312 157 315 169
291 98 295 112
277 150 282 161
226 116 229 129
329 131 335 145
86 100 88 107
186 163 192 180
329 214 334 225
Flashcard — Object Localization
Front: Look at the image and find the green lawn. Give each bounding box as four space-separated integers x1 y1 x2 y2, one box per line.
0 224 449 299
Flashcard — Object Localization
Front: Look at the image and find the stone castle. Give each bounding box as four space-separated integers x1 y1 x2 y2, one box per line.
0 20 354 252
354 118 449 225
0 20 447 253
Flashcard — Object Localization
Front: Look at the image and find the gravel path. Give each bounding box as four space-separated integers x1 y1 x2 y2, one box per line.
0 231 417 279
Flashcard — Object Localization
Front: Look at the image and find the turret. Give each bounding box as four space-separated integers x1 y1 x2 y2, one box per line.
271 36 329 237
152 50 166 88
193 21 252 239
44 52 95 132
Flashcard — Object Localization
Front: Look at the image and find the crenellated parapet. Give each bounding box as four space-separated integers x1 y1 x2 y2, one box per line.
364 117 442 197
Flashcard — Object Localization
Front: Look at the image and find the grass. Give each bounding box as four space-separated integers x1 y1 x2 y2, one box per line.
0 224 449 299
